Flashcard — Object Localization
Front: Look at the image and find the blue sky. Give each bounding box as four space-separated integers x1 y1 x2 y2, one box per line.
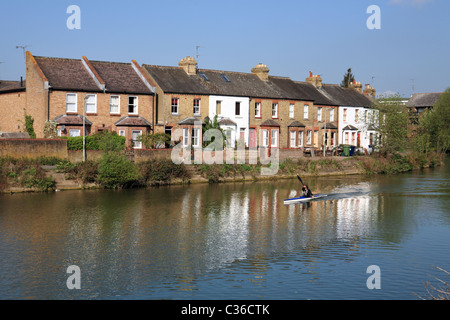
1 0 449 97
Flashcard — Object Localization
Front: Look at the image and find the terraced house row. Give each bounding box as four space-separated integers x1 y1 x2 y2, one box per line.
0 52 377 150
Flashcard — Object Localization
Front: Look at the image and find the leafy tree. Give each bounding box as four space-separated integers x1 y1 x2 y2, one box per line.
370 94 408 155
415 88 450 154
202 115 227 149
340 68 355 88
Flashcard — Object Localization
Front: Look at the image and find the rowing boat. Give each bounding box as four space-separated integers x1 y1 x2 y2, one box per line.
283 194 327 205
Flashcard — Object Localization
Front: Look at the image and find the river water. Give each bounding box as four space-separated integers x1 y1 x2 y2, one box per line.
0 160 449 300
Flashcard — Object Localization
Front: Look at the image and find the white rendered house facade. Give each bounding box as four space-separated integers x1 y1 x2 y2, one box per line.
338 106 379 149
209 95 250 148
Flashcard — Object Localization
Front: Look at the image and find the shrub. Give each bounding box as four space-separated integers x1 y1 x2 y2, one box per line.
97 152 141 189
139 159 190 185
67 131 125 151
18 165 56 191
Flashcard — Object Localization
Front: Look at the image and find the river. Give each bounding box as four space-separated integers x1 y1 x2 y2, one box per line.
0 160 449 300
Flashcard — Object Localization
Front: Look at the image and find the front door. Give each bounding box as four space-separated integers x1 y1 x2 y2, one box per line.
249 128 256 148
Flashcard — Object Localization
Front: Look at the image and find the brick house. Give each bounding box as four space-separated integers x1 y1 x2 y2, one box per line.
142 57 338 150
0 52 155 148
0 79 27 134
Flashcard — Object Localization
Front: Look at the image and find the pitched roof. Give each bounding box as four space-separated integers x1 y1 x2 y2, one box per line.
54 114 93 125
342 125 358 131
293 81 337 106
0 80 26 93
218 118 237 126
142 65 210 95
34 56 100 92
321 122 338 129
319 84 375 108
406 93 443 108
288 121 306 127
178 117 204 125
32 55 153 94
89 60 153 94
143 65 303 100
114 116 152 127
260 120 280 127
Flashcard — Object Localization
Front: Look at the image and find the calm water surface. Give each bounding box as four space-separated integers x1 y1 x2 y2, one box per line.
0 160 449 300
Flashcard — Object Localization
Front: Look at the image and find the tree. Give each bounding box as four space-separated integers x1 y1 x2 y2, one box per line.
340 68 355 88
202 115 226 148
370 94 408 155
415 88 450 154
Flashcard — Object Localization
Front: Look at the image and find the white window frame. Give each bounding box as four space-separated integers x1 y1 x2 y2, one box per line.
128 96 138 115
85 94 97 114
118 130 126 137
306 130 312 145
343 108 348 122
289 104 294 119
255 102 261 118
132 130 142 149
110 95 120 114
318 107 322 122
192 128 200 147
193 99 201 116
183 128 189 147
271 129 278 147
290 131 296 148
330 109 335 122
304 104 309 119
66 93 77 113
298 131 303 147
272 103 278 119
355 109 360 122
172 98 179 115
69 129 81 137
262 129 269 147
345 132 349 144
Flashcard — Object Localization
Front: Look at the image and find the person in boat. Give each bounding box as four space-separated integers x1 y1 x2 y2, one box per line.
302 185 313 198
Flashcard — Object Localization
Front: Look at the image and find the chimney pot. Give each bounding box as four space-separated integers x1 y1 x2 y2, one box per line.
179 56 198 76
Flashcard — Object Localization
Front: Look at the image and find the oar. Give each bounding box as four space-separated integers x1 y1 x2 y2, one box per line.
297 175 304 186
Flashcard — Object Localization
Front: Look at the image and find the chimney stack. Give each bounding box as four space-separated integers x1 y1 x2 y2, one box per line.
349 80 363 92
305 72 323 88
251 63 270 81
363 83 376 97
179 56 198 76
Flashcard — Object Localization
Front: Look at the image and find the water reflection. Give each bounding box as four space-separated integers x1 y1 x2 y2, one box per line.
0 163 449 299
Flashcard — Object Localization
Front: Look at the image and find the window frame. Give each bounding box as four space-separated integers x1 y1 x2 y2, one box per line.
289 104 294 119
110 95 121 114
172 98 179 115
66 93 78 113
272 103 278 119
85 94 97 114
235 101 241 117
304 104 309 119
128 96 138 115
255 102 261 118
193 99 201 116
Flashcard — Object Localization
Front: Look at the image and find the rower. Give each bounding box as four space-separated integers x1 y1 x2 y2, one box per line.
302 185 313 198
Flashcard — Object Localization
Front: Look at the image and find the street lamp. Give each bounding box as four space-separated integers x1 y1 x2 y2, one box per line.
83 96 88 162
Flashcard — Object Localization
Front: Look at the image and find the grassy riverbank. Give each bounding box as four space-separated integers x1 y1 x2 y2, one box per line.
0 152 445 193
